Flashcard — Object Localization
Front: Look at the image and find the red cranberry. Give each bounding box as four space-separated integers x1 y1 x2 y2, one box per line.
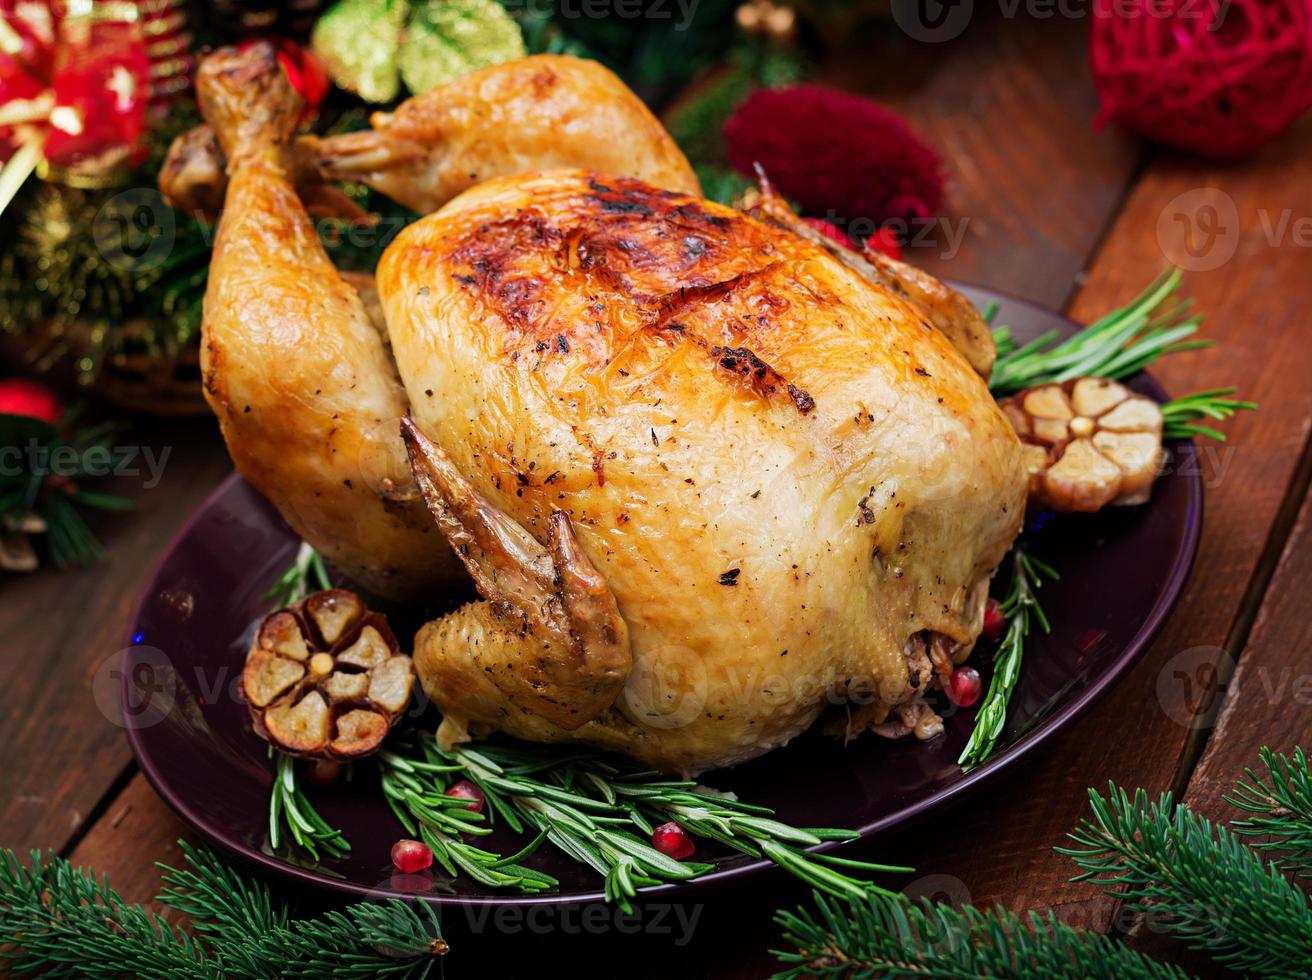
651 821 696 861
865 226 903 261
946 666 982 708
447 779 485 814
981 598 1006 641
390 838 433 874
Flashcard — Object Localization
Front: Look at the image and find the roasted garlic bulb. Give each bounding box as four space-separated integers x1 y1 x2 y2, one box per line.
242 589 414 759
1001 377 1165 513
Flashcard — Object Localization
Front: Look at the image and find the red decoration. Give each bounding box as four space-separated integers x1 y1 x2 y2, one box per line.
725 86 944 228
0 1 154 174
0 379 63 424
239 37 329 120
1090 0 1312 160
803 218 903 261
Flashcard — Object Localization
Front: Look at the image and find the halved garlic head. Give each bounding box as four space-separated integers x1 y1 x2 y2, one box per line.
999 378 1165 513
241 588 414 760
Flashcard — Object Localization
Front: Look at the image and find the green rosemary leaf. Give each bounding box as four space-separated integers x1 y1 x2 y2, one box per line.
1160 388 1257 441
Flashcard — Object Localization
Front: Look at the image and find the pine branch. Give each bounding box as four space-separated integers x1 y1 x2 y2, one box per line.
989 270 1205 395
772 891 1192 979
1058 784 1312 977
0 849 219 979
1227 746 1312 876
958 546 1058 770
156 841 289 946
1160 388 1257 442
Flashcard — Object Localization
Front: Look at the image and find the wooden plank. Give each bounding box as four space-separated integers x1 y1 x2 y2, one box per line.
0 417 228 854
815 14 1139 305
1178 483 1312 821
900 118 1312 928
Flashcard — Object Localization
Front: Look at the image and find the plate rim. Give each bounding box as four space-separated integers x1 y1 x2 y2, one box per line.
124 284 1204 907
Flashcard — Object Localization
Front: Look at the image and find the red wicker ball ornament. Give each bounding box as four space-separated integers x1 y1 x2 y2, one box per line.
1090 0 1312 160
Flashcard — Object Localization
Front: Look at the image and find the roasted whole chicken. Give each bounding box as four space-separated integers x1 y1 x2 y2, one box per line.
190 44 1027 773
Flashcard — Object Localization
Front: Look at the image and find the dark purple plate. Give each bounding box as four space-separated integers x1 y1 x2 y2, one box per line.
124 286 1202 906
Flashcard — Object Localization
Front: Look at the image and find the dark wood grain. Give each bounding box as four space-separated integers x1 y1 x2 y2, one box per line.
0 416 228 855
815 12 1140 306
892 117 1312 930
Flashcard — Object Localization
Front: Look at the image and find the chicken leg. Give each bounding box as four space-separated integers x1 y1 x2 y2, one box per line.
197 42 458 599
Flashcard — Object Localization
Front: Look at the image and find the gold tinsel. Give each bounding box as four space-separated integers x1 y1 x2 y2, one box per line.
312 0 526 104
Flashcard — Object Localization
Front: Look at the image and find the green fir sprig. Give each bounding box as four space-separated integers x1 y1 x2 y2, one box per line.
958 546 1058 770
1058 783 1312 978
1227 745 1312 876
0 841 447 978
772 890 1190 980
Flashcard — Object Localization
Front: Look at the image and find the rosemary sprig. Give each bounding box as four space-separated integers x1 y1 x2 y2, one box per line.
1160 387 1257 442
383 735 909 910
958 546 1058 770
989 270 1207 395
262 540 333 608
1058 784 1312 978
772 890 1191 980
269 753 350 862
1227 745 1312 876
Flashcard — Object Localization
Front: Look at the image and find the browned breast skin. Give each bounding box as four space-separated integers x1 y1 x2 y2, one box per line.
383 172 1027 772
196 43 459 599
303 55 700 213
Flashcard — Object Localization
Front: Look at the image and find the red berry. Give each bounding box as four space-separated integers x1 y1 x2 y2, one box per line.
390 838 433 874
981 598 1006 641
651 821 695 861
946 666 982 708
0 379 62 424
447 779 485 814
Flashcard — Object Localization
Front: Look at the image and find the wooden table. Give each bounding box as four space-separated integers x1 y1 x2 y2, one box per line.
4 12 1310 977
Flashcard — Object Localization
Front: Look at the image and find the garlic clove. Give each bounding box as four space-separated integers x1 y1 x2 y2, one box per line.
1099 396 1164 435
305 589 364 645
331 709 389 757
368 656 414 714
1023 384 1074 420
265 691 331 753
1032 416 1071 444
1042 438 1123 512
1071 377 1129 417
1094 431 1164 504
325 670 369 701
258 611 309 661
338 624 390 669
243 650 305 708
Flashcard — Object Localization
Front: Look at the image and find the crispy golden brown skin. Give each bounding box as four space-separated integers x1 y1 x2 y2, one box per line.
380 172 1027 772
196 43 460 599
165 55 700 218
